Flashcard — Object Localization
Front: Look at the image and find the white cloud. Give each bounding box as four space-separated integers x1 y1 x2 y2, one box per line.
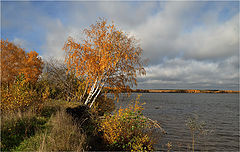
13 37 29 49
37 1 239 90
138 57 238 90
131 2 238 64
98 1 158 29
39 2 238 62
41 19 82 58
176 13 238 60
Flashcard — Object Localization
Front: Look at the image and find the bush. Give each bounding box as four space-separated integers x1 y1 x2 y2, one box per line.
66 104 109 151
13 133 45 151
1 74 40 112
99 95 162 151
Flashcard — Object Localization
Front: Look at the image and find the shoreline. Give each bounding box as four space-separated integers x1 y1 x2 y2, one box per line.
131 89 240 94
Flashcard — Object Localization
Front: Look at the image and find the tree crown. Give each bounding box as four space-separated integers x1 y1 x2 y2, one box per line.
64 18 145 101
1 39 43 85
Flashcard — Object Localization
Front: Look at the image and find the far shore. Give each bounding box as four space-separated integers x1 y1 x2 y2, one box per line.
131 89 240 94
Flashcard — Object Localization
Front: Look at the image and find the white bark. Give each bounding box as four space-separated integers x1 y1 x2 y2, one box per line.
84 78 98 105
84 91 92 105
86 84 99 105
90 87 102 108
92 83 100 97
84 89 92 105
90 78 98 94
84 75 105 107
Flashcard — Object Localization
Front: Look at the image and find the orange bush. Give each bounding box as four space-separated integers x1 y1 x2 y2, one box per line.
99 95 158 151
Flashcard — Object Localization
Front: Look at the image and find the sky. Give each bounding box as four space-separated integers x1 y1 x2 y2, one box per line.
1 1 239 90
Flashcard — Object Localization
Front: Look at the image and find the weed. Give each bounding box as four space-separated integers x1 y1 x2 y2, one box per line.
186 114 213 152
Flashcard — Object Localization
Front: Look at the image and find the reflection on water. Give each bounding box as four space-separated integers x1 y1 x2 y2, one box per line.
109 93 239 151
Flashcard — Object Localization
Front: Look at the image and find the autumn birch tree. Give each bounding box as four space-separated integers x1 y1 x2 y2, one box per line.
64 18 145 107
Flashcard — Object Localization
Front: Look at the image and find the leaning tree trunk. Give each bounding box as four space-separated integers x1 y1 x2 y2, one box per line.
84 75 105 108
90 86 103 107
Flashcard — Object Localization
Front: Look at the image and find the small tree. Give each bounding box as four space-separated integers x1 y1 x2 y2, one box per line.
64 18 145 107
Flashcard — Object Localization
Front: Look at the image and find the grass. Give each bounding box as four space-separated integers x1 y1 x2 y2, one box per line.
38 109 86 151
1 111 47 151
12 109 86 151
1 99 85 151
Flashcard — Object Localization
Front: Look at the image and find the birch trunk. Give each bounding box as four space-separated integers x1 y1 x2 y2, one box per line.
87 84 100 105
90 87 102 108
84 78 98 105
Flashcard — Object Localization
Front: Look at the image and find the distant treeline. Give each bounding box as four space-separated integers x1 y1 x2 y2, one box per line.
131 89 240 94
104 88 240 94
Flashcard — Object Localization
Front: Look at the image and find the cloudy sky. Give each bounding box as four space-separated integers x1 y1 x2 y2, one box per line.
2 1 239 90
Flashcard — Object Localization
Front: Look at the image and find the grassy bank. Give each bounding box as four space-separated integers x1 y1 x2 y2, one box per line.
1 97 165 151
1 100 83 151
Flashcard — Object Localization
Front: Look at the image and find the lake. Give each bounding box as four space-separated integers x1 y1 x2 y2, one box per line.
110 93 239 151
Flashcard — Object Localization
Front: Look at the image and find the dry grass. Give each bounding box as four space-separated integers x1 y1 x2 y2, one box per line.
1 99 86 151
38 109 86 151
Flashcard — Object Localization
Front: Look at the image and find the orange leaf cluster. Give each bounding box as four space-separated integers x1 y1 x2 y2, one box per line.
1 39 43 85
64 18 146 103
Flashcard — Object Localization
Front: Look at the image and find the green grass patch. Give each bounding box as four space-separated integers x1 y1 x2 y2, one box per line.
13 133 45 151
1 116 47 151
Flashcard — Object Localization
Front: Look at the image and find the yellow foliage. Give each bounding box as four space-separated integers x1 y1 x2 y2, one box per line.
42 86 50 100
99 95 156 151
1 74 39 112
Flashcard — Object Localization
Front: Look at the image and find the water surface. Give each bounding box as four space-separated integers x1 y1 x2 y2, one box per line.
111 93 239 151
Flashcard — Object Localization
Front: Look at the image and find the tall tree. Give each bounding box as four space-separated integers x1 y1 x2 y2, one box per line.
64 18 146 107
0 39 43 86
